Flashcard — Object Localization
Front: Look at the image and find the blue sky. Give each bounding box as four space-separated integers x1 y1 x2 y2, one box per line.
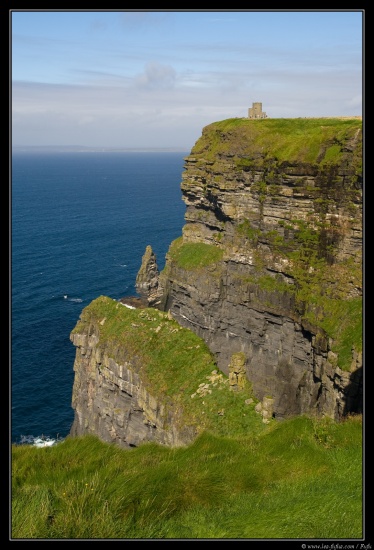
11 10 363 150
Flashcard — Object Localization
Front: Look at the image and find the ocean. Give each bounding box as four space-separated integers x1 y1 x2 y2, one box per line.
11 150 188 445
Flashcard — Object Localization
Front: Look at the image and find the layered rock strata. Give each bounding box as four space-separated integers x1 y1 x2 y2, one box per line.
142 118 363 421
69 298 199 448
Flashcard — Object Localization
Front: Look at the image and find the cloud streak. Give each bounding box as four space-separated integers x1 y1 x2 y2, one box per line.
11 10 363 149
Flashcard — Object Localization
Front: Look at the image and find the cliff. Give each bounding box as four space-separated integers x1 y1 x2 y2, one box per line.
70 297 197 447
69 296 266 448
139 118 363 421
70 117 363 447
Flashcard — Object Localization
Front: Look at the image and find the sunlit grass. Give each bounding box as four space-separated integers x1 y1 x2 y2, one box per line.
168 238 224 269
11 415 362 539
193 118 362 166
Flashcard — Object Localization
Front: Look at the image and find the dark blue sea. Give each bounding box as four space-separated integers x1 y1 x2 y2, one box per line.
11 151 188 445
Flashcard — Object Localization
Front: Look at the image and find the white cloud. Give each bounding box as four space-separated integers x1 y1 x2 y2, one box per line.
11 70 362 149
134 62 176 90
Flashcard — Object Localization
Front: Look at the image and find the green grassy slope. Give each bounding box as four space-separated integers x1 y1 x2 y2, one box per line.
11 414 362 539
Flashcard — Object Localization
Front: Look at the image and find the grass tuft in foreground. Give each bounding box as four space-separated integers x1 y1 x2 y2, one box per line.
11 414 362 539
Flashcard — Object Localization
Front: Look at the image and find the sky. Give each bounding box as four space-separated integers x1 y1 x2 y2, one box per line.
11 9 364 151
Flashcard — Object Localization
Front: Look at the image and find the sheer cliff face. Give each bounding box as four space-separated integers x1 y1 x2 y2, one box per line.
156 118 363 420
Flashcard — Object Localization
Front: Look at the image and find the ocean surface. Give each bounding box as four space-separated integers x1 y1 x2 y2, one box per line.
11 150 188 445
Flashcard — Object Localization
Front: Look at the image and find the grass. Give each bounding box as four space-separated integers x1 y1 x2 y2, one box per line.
192 117 362 167
167 237 224 270
11 414 363 539
304 296 362 365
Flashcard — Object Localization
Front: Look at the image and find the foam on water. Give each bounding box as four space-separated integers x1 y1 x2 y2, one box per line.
63 295 83 302
17 434 65 447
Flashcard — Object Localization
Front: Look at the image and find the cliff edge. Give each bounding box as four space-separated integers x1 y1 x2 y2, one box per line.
140 117 363 421
69 296 267 447
70 117 363 448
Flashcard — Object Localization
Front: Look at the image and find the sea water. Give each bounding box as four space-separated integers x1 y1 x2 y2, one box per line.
11 150 188 445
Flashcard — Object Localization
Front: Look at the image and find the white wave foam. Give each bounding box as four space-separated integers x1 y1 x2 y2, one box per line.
64 295 83 302
34 437 56 447
18 434 64 447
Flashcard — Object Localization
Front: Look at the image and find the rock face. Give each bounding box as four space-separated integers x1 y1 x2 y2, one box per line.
135 245 163 308
141 118 363 421
69 298 199 448
69 336 194 448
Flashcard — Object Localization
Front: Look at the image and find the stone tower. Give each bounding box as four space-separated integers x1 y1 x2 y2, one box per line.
248 102 267 119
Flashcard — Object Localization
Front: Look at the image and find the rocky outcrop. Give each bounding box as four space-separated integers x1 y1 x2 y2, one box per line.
135 245 163 308
139 118 363 421
69 297 200 448
69 296 267 448
69 340 195 449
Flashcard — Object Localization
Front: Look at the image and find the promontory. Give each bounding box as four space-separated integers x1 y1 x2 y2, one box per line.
69 117 362 448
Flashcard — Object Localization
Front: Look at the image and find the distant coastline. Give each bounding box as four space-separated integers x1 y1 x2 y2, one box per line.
12 116 362 155
12 145 190 153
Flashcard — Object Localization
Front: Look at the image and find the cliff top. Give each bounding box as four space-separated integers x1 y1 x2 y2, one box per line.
190 117 362 167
